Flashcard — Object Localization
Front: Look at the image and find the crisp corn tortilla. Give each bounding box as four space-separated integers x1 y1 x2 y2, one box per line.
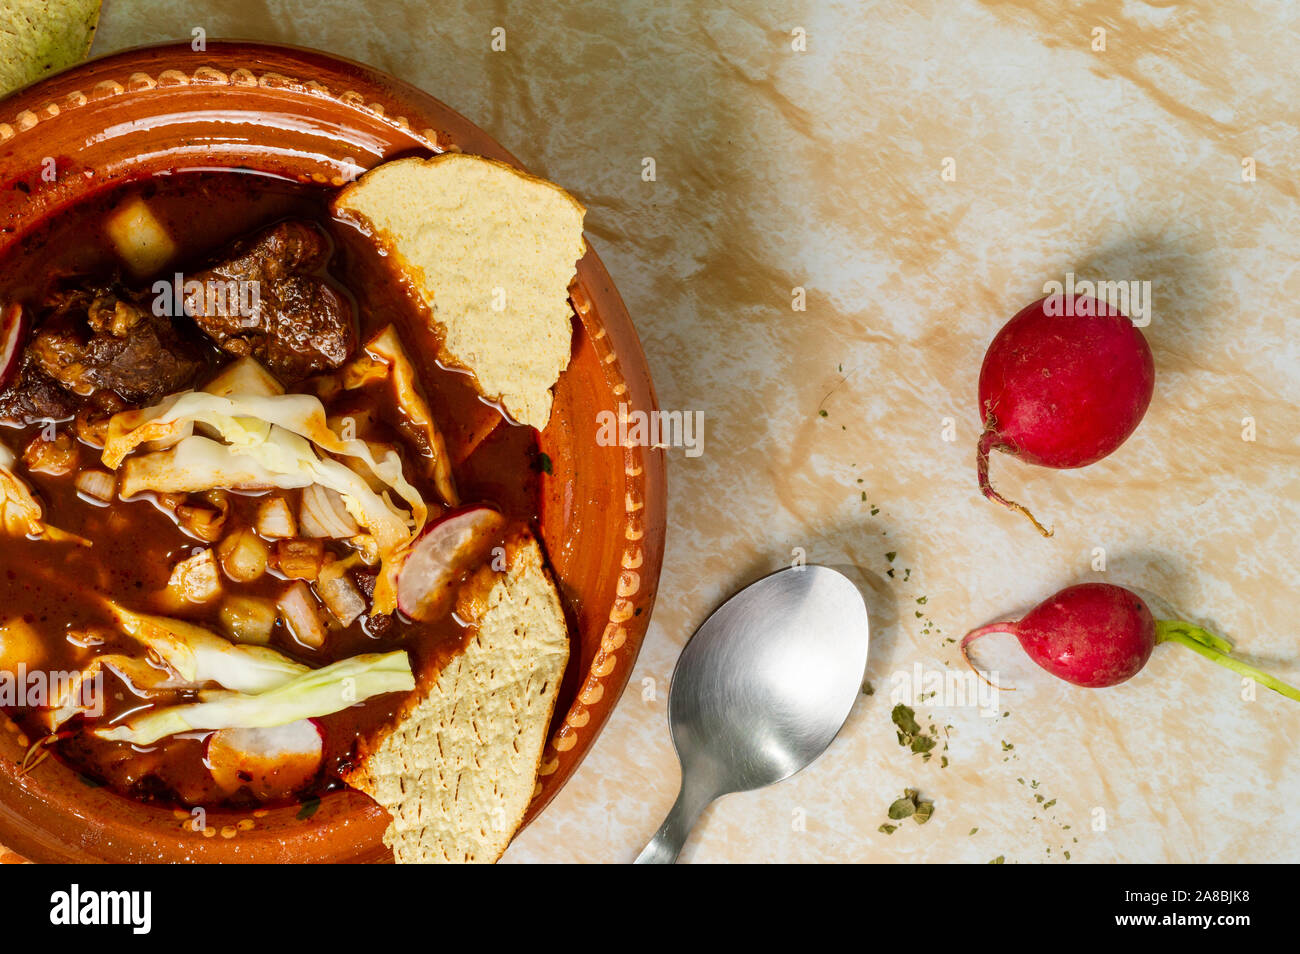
333 153 586 431
342 532 570 863
0 0 101 98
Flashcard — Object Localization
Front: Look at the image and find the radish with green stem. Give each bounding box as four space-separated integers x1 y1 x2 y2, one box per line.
977 295 1155 536
961 582 1300 701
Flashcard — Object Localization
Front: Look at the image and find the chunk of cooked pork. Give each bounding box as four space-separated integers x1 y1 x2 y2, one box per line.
0 286 203 424
0 356 79 424
186 221 356 382
27 287 203 403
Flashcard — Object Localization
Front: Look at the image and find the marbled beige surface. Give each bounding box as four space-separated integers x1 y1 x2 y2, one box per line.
72 0 1300 863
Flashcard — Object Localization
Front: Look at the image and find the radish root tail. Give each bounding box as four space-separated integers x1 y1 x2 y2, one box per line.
1156 620 1300 703
977 427 1054 537
960 621 1020 691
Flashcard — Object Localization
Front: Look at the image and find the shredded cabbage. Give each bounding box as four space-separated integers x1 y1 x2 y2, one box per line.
346 326 458 507
109 603 309 694
119 434 316 497
45 654 179 730
92 651 415 745
102 382 430 614
102 391 426 530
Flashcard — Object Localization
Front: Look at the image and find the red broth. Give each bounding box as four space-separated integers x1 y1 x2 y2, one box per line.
0 171 544 809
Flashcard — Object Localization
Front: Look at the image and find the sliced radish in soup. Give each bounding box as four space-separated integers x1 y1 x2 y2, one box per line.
205 720 324 801
0 304 27 392
396 506 506 622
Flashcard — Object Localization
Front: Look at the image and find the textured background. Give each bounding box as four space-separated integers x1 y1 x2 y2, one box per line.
64 0 1300 862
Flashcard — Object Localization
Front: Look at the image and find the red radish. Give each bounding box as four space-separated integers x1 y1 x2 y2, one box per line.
0 303 27 392
396 505 506 622
962 582 1300 701
977 295 1155 536
204 719 324 801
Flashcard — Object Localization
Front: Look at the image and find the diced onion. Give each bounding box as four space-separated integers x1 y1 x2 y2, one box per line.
75 468 117 503
256 495 297 539
277 581 327 650
217 528 269 583
316 569 367 627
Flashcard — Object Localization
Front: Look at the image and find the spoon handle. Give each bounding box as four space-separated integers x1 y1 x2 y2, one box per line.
633 778 714 864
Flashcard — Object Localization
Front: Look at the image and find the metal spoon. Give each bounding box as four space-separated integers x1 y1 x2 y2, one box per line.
634 565 870 863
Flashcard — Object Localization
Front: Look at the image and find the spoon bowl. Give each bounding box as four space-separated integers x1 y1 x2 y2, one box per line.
635 565 869 863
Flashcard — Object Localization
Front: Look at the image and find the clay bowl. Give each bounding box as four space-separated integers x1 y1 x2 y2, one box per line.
0 41 665 862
